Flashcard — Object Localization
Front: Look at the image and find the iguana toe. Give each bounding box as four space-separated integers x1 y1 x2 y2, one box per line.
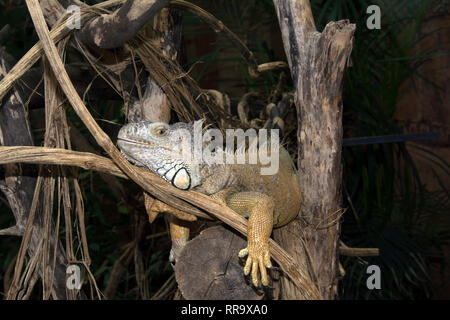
239 243 271 287
238 247 248 258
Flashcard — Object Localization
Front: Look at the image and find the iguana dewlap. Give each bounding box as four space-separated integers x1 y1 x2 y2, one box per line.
117 121 301 286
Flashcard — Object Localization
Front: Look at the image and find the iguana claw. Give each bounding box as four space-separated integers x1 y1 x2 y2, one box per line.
238 242 272 287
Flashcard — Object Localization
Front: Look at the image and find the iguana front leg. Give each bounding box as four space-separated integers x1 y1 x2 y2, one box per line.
216 191 275 287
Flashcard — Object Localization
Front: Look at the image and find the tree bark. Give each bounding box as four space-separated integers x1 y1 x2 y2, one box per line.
272 0 355 299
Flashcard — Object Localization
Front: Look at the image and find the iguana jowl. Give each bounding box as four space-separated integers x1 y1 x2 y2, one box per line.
117 120 301 286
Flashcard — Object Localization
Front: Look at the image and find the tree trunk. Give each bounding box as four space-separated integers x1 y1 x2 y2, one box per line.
272 0 355 299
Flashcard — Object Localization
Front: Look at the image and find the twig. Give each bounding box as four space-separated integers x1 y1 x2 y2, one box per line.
339 241 379 257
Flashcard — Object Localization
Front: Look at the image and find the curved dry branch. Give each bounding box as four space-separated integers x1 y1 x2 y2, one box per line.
0 146 127 179
77 0 170 49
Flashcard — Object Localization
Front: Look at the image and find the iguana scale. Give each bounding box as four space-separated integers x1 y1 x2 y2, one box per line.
117 120 301 286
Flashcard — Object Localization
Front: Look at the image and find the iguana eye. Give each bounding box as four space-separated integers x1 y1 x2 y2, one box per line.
151 124 169 137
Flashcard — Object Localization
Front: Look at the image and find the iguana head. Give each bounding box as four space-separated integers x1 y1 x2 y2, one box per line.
117 121 202 190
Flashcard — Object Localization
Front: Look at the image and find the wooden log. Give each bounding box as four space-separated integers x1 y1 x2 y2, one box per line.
273 0 356 299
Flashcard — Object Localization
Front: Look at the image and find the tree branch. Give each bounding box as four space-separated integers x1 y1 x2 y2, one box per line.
77 0 171 49
0 146 127 179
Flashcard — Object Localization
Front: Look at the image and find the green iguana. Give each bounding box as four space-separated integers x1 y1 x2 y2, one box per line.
117 120 301 286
